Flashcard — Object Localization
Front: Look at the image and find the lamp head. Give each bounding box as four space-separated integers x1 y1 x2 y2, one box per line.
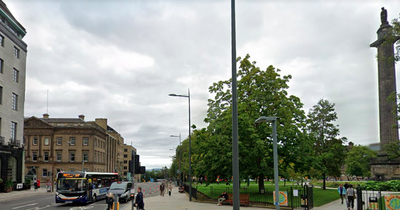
169 93 178 97
255 116 278 124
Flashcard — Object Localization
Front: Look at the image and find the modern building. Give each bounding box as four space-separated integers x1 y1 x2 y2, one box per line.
24 114 108 185
122 144 140 182
0 0 28 191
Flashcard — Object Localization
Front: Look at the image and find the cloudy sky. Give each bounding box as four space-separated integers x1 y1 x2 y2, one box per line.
6 0 400 169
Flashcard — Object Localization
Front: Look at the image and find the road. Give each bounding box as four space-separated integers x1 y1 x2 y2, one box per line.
0 182 165 210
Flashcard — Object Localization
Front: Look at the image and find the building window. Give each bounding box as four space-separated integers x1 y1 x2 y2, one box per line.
0 86 2 104
124 166 127 170
0 35 3 47
124 154 127 158
124 149 128 152
56 137 62 145
32 152 38 162
42 169 48 177
83 153 88 162
33 137 38 145
0 59 3 74
95 139 97 147
44 152 49 162
14 46 19 59
124 160 127 164
56 152 62 162
69 137 75 145
13 68 19 83
69 152 75 162
44 138 49 146
83 137 88 146
11 122 17 140
11 93 18 110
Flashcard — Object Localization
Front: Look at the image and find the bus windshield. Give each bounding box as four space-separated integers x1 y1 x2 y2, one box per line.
57 178 86 192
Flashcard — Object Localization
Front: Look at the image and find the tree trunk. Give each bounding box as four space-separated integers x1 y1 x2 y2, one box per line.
258 174 265 193
247 178 250 187
322 172 326 190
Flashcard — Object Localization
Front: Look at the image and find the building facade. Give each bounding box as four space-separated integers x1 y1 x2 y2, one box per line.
122 144 140 182
0 0 28 191
24 115 108 185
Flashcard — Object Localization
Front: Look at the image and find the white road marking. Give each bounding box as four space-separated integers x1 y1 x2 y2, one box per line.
12 203 38 209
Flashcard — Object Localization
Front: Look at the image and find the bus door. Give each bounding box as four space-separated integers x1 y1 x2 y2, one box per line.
87 179 93 202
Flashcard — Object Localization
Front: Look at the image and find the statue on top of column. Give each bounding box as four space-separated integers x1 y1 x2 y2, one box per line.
381 7 389 25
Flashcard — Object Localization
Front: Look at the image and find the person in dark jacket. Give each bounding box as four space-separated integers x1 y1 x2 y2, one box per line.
135 187 144 210
106 193 114 210
160 183 165 196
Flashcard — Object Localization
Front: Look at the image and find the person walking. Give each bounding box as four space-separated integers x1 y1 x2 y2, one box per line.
160 182 165 196
217 191 229 206
168 181 173 196
346 184 356 210
106 193 114 210
338 184 346 204
135 187 144 210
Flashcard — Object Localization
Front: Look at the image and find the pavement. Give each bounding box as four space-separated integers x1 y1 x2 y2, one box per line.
0 185 354 210
0 186 50 203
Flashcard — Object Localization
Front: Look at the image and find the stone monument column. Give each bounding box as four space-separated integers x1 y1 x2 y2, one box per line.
370 7 400 147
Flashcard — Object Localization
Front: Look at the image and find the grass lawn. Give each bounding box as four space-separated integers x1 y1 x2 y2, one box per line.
193 181 338 207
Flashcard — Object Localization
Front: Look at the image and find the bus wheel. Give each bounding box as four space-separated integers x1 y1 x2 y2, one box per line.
93 194 97 203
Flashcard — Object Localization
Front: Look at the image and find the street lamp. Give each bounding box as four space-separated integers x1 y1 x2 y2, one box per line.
169 89 192 201
255 116 280 210
170 134 182 186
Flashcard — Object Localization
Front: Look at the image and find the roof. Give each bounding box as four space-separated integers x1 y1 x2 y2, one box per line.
0 0 26 32
41 118 85 123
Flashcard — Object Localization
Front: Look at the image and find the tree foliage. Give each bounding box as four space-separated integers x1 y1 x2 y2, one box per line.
345 145 377 177
307 99 347 189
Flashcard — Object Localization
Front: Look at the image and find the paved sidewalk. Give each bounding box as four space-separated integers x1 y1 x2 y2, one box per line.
314 198 356 210
122 187 266 210
0 186 50 203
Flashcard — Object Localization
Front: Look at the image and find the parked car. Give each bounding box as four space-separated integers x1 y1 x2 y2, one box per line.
106 181 134 203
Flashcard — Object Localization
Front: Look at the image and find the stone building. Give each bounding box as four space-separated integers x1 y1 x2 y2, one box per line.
0 0 28 191
24 115 109 185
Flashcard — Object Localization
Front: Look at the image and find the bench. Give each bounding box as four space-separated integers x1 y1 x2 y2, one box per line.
225 193 250 207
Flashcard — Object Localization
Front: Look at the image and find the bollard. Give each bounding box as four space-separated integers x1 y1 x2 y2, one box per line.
114 194 120 210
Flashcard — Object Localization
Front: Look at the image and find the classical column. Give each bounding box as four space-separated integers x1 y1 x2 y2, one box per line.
370 7 400 147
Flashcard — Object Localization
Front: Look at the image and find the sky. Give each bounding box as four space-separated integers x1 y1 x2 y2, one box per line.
6 0 400 169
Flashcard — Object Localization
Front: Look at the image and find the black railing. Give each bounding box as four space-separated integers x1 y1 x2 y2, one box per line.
195 184 314 209
183 184 198 200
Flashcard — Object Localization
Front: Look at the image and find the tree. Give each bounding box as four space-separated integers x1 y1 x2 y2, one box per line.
391 15 400 62
345 145 377 178
383 141 400 160
307 99 346 189
200 54 309 192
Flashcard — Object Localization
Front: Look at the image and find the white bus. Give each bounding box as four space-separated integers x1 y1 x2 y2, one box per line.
55 171 119 204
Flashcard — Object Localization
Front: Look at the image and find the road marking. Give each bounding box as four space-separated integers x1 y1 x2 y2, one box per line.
12 203 38 209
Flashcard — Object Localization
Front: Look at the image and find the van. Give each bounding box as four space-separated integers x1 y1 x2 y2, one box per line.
107 181 134 203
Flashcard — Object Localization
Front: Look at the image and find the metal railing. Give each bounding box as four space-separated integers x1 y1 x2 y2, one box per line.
9 138 21 147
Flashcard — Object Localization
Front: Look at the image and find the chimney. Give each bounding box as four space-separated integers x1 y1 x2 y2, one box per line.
43 113 49 119
78 115 85 121
95 118 107 130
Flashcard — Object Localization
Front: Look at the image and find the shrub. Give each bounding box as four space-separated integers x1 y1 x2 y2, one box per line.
359 180 400 191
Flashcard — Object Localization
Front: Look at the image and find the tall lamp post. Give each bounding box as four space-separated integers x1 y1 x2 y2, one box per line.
169 89 192 201
255 116 280 210
170 134 182 186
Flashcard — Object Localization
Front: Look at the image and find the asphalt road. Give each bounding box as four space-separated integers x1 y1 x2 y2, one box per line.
0 182 167 210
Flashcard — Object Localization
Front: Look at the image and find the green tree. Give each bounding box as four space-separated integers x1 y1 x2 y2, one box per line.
345 145 377 177
200 54 309 192
391 15 400 62
383 141 400 160
307 99 346 190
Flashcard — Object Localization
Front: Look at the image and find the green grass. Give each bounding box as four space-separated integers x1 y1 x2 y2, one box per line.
193 182 338 207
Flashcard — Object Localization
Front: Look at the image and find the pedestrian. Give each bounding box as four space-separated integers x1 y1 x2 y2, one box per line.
46 180 52 192
160 182 165 196
168 181 173 196
106 193 114 210
34 180 38 191
135 187 144 210
337 184 346 204
346 184 356 210
217 191 229 206
344 182 349 189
